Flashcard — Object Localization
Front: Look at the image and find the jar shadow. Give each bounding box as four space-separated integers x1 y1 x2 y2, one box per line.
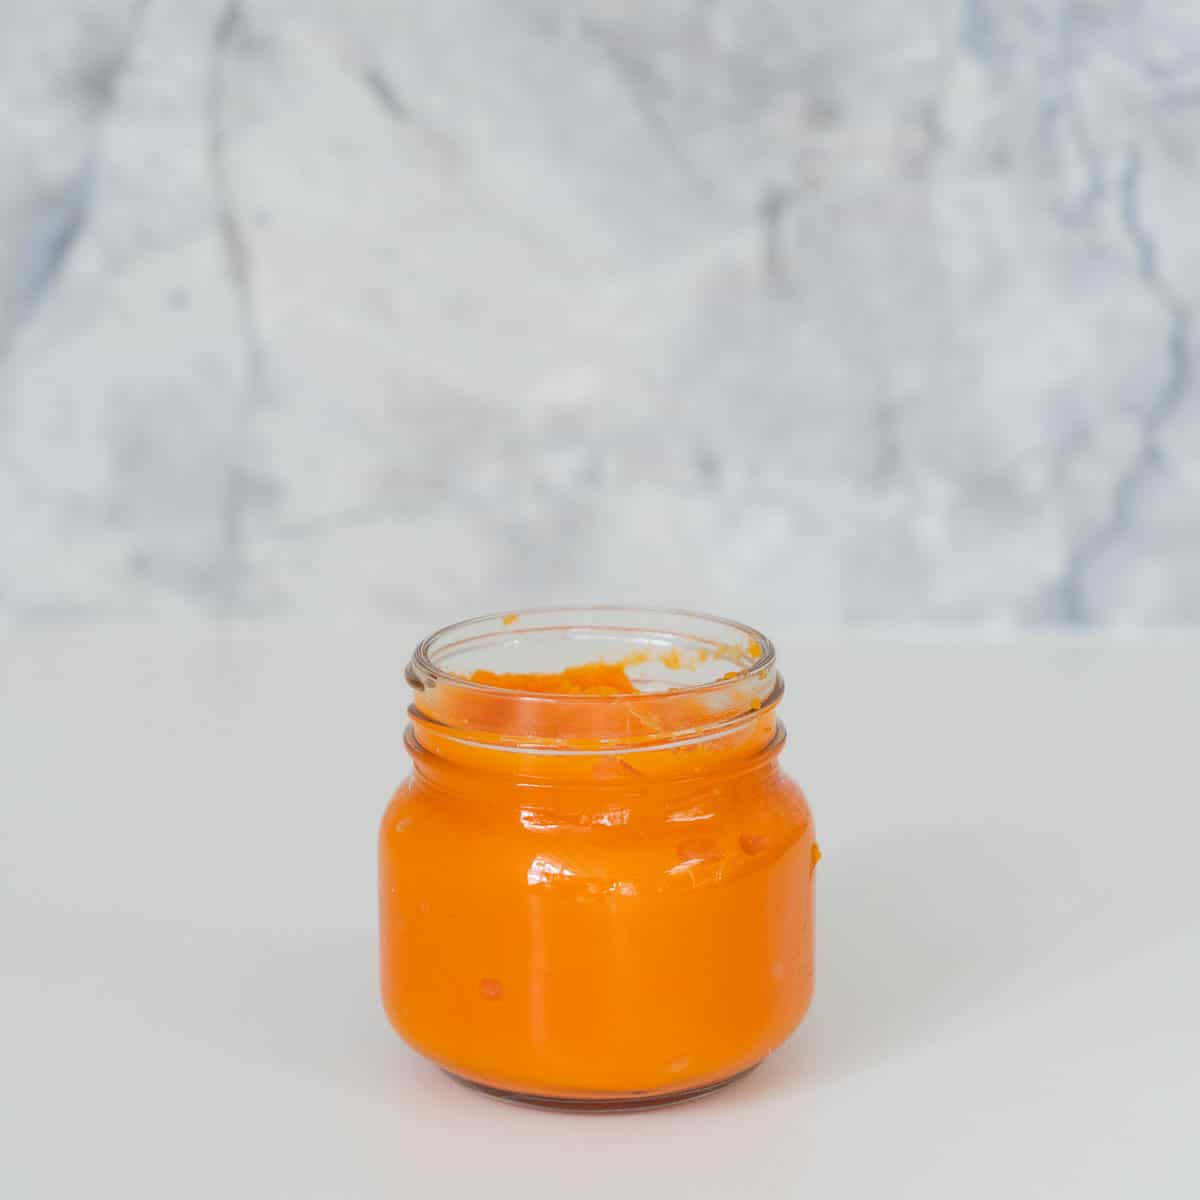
720 824 1155 1097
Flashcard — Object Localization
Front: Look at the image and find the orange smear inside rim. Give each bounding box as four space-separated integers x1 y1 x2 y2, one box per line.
467 662 640 695
464 641 765 697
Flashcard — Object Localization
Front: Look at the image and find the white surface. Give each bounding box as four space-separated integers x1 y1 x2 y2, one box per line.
3 2 1200 626
2 631 1198 1198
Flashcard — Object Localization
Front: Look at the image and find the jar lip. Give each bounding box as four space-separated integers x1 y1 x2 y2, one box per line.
407 605 776 701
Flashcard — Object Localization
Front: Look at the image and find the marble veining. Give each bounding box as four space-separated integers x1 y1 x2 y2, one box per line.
1 0 1198 626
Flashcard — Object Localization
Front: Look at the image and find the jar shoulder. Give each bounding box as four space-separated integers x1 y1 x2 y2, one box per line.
380 768 814 896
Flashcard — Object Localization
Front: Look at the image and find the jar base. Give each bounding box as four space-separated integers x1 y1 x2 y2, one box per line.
444 1061 761 1113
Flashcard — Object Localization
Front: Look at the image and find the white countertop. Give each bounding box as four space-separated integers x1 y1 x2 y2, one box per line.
3 632 1197 1198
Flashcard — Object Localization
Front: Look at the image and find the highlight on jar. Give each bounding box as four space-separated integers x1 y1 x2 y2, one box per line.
378 607 819 1112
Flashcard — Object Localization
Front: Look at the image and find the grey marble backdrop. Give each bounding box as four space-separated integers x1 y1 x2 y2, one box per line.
2 1 1198 628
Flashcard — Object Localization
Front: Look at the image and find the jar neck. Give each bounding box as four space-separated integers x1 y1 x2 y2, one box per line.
403 606 784 794
406 706 786 794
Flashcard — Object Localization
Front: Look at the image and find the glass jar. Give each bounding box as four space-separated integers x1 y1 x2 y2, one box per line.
378 608 817 1110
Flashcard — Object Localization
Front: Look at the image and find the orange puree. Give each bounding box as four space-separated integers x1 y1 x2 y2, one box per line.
380 645 816 1105
467 662 640 695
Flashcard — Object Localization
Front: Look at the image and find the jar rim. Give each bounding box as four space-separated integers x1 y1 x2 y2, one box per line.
405 606 783 759
407 605 776 701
